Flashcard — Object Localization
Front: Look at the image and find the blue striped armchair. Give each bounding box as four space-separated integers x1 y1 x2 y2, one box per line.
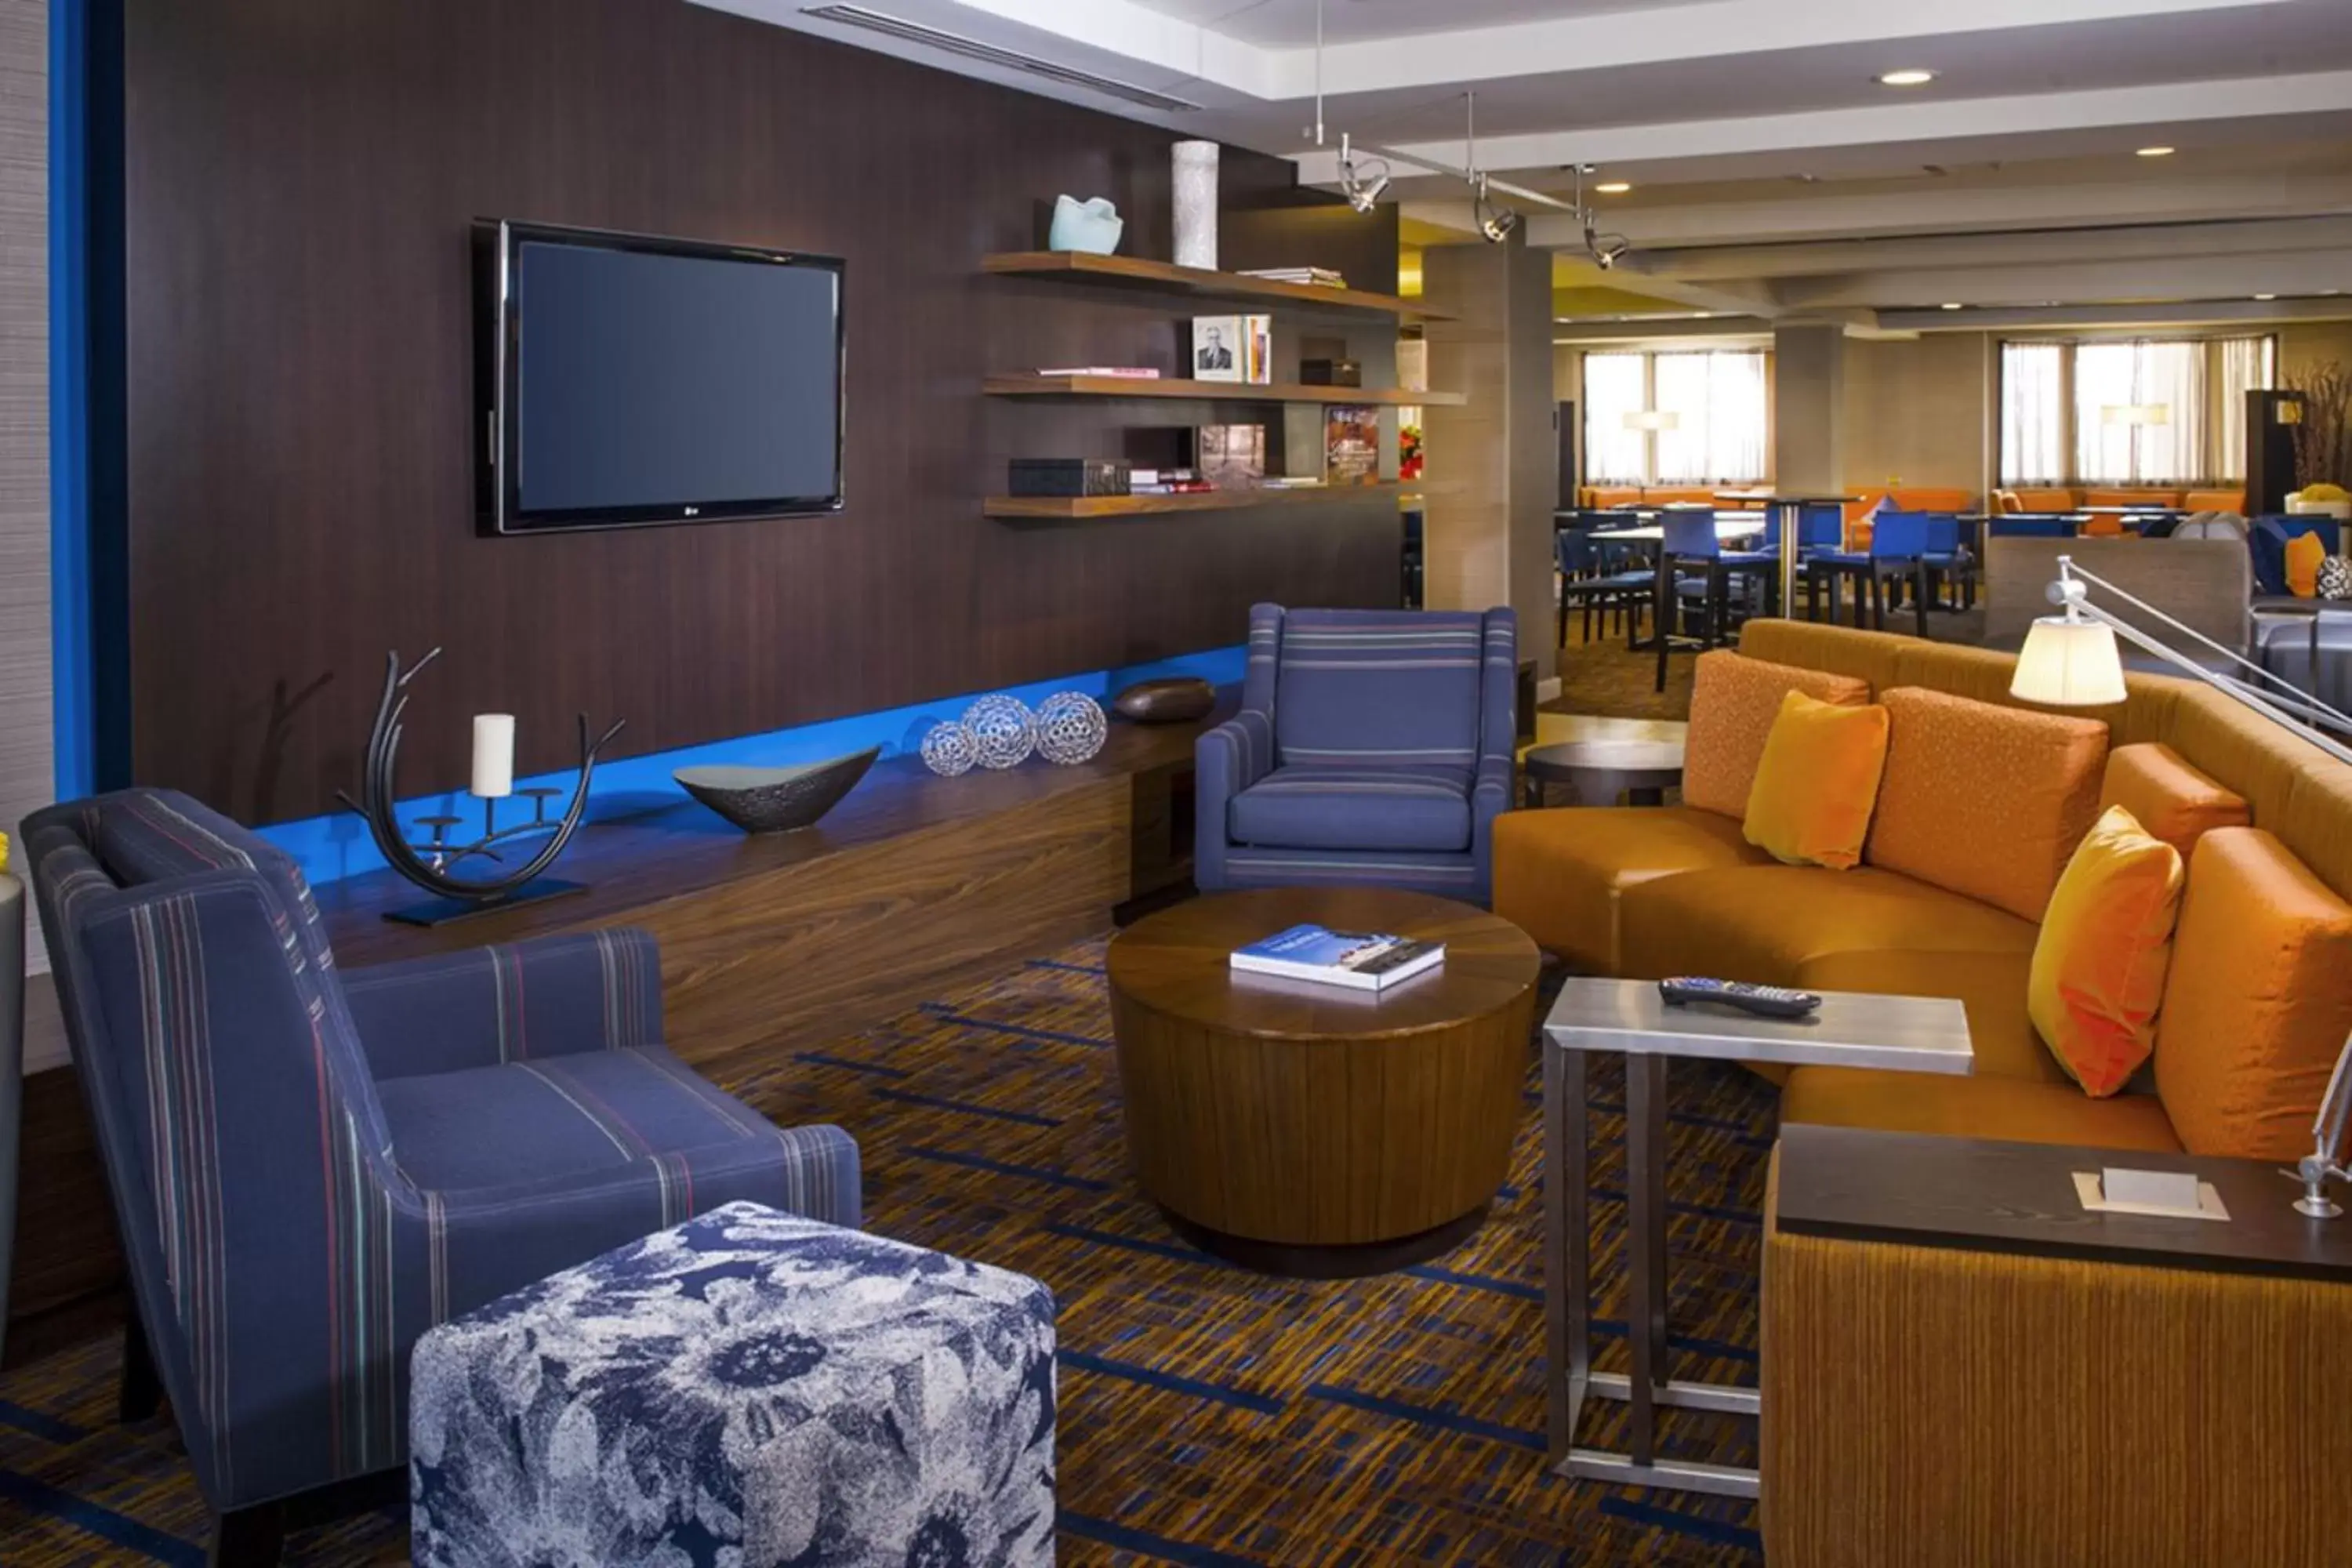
21 789 859 1563
1196 604 1518 904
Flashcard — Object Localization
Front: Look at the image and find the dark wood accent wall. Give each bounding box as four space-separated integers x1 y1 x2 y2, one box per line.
120 0 1399 825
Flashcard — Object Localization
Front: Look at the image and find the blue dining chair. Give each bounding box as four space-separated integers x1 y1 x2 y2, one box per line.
1988 515 2073 539
1657 510 1761 690
1920 513 1974 610
1806 509 1933 637
1555 527 1654 648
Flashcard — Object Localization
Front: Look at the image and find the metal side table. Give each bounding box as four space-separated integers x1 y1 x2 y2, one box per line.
1540 978 1972 1497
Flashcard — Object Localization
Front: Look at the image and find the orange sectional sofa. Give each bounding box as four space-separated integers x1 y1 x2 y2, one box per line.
1496 621 2352 1160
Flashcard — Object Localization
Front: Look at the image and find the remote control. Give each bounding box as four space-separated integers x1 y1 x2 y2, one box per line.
1658 977 1822 1019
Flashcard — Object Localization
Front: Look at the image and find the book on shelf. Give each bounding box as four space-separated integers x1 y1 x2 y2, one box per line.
1035 366 1161 379
1237 267 1348 288
1229 924 1445 992
1258 476 1327 489
1325 405 1381 487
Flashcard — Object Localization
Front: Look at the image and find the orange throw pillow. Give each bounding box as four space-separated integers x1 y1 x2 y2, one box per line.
1742 691 1890 871
2155 828 2352 1160
2028 805 2185 1097
2287 530 2326 597
1865 687 2109 921
1682 652 1871 819
2099 743 2250 865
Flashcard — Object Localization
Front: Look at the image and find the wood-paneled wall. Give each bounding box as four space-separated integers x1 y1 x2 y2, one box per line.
118 0 1401 826
2 0 67 1080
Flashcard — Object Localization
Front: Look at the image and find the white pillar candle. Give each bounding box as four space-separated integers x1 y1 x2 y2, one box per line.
471 713 516 799
1172 140 1219 270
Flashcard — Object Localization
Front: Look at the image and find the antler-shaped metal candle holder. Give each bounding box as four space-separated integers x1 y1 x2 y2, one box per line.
337 648 626 927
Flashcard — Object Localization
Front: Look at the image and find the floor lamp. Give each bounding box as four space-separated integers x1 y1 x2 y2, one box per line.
2007 555 2352 770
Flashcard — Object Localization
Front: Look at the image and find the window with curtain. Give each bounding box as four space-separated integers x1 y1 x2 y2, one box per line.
1582 349 1767 485
1998 336 2272 487
2000 343 2064 485
1582 353 1648 483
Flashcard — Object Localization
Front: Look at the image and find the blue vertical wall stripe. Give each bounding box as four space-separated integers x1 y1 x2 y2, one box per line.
48 0 91 798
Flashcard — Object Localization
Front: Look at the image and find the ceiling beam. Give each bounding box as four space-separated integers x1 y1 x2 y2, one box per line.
1294 71 2352 187
1882 297 2352 331
1249 0 2289 100
1583 171 2352 249
1776 249 2352 309
1635 214 2352 280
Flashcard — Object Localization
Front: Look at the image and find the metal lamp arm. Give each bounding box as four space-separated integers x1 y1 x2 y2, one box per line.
2060 558 2352 734
2067 595 2352 771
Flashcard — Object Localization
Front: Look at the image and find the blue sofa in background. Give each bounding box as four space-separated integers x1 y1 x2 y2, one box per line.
21 789 860 1565
1195 604 1517 904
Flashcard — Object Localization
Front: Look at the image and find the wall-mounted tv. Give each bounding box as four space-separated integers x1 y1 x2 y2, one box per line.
475 220 845 535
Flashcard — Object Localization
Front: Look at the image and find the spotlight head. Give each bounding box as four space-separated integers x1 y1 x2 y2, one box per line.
1339 154 1391 213
1473 174 1519 243
1584 223 1631 269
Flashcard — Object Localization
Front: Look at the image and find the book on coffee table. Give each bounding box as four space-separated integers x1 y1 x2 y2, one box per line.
1229 924 1445 991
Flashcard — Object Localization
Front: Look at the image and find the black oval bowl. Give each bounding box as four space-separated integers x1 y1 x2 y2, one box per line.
673 746 881 834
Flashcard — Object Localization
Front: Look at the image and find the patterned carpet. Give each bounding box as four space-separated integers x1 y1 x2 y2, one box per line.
0 938 1780 1566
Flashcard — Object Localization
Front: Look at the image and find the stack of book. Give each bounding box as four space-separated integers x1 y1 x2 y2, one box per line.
1131 467 1214 496
1036 366 1160 379
1238 267 1348 289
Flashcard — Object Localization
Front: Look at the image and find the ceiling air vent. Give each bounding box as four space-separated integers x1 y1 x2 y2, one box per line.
799 5 1203 113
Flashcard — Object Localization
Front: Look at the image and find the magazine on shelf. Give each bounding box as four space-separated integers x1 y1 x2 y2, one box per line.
1229 924 1446 992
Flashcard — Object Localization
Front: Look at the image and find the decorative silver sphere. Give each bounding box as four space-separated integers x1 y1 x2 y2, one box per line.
1034 691 1108 765
962 694 1036 770
920 720 979 778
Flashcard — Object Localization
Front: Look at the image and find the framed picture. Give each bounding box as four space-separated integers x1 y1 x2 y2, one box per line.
1198 423 1267 489
1192 315 1244 381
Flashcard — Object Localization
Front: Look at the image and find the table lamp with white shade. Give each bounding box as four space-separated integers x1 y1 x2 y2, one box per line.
2009 555 2352 768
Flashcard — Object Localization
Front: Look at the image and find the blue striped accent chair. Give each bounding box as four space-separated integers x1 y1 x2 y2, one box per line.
1196 604 1517 903
20 788 859 1563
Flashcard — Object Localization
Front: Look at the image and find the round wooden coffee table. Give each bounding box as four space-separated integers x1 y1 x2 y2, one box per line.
1107 887 1540 1278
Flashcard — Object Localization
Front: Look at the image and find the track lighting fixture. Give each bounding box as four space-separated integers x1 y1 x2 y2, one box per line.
1338 133 1391 212
1475 176 1519 243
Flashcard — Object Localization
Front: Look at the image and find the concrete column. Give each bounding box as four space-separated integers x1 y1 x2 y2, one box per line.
1773 322 1846 495
1423 234 1557 680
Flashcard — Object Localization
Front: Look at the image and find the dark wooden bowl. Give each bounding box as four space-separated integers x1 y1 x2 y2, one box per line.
673 746 880 833
1112 677 1215 724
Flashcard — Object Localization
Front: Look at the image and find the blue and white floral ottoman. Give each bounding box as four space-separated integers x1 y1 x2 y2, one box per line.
409 1202 1057 1567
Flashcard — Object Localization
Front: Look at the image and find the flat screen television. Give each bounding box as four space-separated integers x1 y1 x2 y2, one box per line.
475 220 845 534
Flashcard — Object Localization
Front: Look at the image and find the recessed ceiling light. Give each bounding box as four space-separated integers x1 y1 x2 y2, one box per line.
1940 302 1964 310
1594 181 1632 194
2254 292 2277 300
2136 145 2176 158
1877 68 1936 86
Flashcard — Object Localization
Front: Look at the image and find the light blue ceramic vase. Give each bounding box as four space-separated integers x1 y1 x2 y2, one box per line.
1048 194 1123 255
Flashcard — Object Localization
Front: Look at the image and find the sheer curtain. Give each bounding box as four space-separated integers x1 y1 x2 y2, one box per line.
2216 336 2274 481
2075 340 2206 484
2000 343 2065 485
1583 353 1647 483
1653 351 1767 483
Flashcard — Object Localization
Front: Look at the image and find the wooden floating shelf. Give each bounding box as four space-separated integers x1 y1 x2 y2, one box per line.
982 250 1453 321
985 373 1462 407
985 482 1403 520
